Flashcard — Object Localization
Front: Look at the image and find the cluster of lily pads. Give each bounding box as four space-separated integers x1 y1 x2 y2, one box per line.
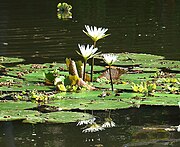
0 22 179 132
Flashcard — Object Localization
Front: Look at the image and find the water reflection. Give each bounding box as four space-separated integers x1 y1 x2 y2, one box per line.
57 3 72 20
2 122 16 147
0 106 180 147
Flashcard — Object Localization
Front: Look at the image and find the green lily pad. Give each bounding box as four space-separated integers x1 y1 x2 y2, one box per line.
170 68 180 72
116 53 164 61
37 111 93 124
131 67 160 72
0 52 179 123
0 101 37 110
0 101 93 123
0 72 54 92
93 82 132 90
0 110 40 121
0 83 54 92
0 109 93 124
120 73 154 84
139 92 180 106
0 56 24 64
140 60 180 70
106 53 165 67
52 90 141 100
48 98 133 110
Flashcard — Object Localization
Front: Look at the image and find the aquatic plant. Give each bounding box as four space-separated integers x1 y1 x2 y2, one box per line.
76 44 99 81
83 25 110 44
102 53 118 91
83 25 110 82
0 21 180 126
131 81 157 96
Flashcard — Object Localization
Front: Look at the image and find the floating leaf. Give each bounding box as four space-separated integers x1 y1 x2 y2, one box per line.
0 56 24 64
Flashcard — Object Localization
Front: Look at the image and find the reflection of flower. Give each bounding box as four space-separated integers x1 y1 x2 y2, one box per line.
57 3 72 12
57 12 72 19
57 3 72 19
83 25 110 42
82 123 105 133
102 118 115 128
103 54 118 66
77 117 96 126
77 44 98 61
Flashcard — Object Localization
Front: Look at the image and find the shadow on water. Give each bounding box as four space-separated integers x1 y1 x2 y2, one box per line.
0 106 180 147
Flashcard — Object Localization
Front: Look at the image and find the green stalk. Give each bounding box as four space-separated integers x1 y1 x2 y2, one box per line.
83 59 87 81
90 41 97 82
93 41 96 48
109 65 114 91
90 57 94 82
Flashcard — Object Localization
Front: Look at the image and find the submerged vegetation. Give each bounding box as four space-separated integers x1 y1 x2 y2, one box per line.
0 22 179 134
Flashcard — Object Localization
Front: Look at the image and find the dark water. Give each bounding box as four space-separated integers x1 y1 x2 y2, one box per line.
0 0 179 64
0 106 180 147
0 0 180 146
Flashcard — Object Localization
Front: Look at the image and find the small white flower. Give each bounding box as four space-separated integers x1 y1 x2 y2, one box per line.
77 117 96 126
76 44 99 61
102 54 118 66
83 25 110 42
82 123 105 133
102 118 115 128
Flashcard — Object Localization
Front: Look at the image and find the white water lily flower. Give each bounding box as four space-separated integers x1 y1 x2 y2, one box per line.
77 117 96 126
103 54 118 66
83 25 110 42
102 118 115 128
76 44 99 61
82 123 105 133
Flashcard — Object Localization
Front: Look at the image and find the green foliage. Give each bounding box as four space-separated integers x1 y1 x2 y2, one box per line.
131 82 156 95
0 56 24 64
0 54 179 124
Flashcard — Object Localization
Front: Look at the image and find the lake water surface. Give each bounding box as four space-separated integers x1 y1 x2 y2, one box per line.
0 0 180 146
0 0 179 63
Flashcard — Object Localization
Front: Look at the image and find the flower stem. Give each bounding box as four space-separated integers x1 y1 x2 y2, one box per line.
93 41 96 48
90 41 97 82
109 65 114 91
90 57 94 82
83 60 87 81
